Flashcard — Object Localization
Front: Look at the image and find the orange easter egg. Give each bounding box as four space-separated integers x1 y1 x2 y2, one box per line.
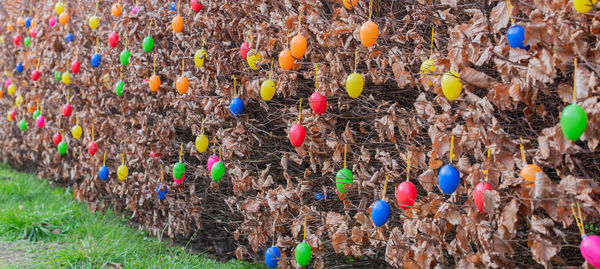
360 20 379 47
111 3 122 17
27 103 35 114
278 49 294 71
172 16 184 33
343 0 358 9
520 164 543 182
176 76 189 95
149 75 161 92
16 18 24 26
290 34 307 59
59 12 69 25
7 23 13 32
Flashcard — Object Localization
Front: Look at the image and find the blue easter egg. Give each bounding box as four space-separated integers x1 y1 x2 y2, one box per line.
438 164 460 194
155 185 168 200
506 25 529 50
170 2 177 12
264 246 280 268
370 200 390 227
91 54 101 68
314 193 330 201
65 33 74 43
230 97 244 117
16 63 23 74
24 17 31 28
98 165 109 181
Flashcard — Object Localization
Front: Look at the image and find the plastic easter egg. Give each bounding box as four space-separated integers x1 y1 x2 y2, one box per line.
335 168 353 194
574 0 598 13
35 115 45 128
6 111 11 122
506 25 529 50
560 104 587 141
346 73 364 98
211 161 226 181
172 16 184 33
120 50 131 66
0 35 4 43
260 80 276 101
87 141 98 156
18 119 27 131
17 17 24 27
474 182 493 213
438 164 460 194
520 164 542 182
48 17 56 27
309 92 327 115
115 80 125 96
173 162 186 179
191 0 203 12
149 75 160 92
88 15 99 30
55 71 62 82
57 141 67 156
580 235 600 267
278 49 294 71
420 59 435 85
176 77 189 95
294 242 311 267
174 173 185 184
55 2 65 15
130 6 140 15
343 0 358 9
246 51 262 70
289 124 306 147
6 23 13 32
9 110 16 121
108 32 119 47
13 35 21 46
53 133 62 146
441 71 462 101
65 33 74 43
15 96 23 106
91 54 101 68
156 184 168 200
264 246 280 268
117 164 128 181
31 70 40 81
207 155 219 172
7 85 15 96
28 104 37 115
71 60 80 74
29 27 37 38
370 200 390 227
24 17 31 28
111 3 122 17
195 134 208 153
290 34 307 58
59 12 69 25
63 103 72 117
170 2 178 12
61 72 72 85
23 37 30 47
98 165 109 181
16 63 23 74
194 48 207 68
240 42 250 60
360 21 379 47
230 97 244 117
4 80 11 89
0 89 3 98
71 124 82 139
395 181 417 209
142 36 154 52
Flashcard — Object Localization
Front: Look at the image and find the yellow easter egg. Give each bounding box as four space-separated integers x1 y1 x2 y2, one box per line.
7 85 16 96
0 36 5 43
71 124 82 140
260 79 276 101
117 165 128 181
88 15 99 29
195 134 209 153
246 50 262 70
346 72 364 98
6 111 11 122
15 96 23 107
55 2 65 15
62 72 72 85
441 71 463 101
573 0 597 13
420 59 435 86
194 48 207 68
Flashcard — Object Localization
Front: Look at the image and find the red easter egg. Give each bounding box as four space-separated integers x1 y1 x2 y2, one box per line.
13 35 21 46
190 0 203 12
474 182 493 213
240 42 250 60
71 60 81 74
53 133 62 146
10 110 17 121
31 70 40 81
87 141 98 156
63 103 72 117
309 91 327 115
108 32 119 47
395 181 417 209
29 27 37 38
289 123 306 147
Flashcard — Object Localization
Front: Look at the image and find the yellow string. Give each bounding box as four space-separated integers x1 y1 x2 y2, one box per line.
297 98 302 123
200 118 205 134
354 50 358 72
269 60 273 79
91 123 94 141
483 147 490 182
344 144 347 169
103 151 106 166
76 115 79 125
121 153 125 165
272 218 276 246
314 65 319 91
29 4 32 16
66 89 69 103
120 66 123 80
298 12 301 31
519 137 526 165
160 165 164 182
218 146 222 160
406 151 411 181
429 26 435 59
179 142 183 162
382 173 389 200
369 0 373 20
571 202 586 236
148 19 152 37
153 57 156 75
177 0 181 16
113 22 116 31
506 0 515 24
202 39 205 47
125 32 128 49
181 58 185 76
449 135 455 162
232 75 237 96
303 215 307 241
36 58 40 69
286 30 290 48
95 37 99 53
573 58 577 104
94 0 99 16
40 103 43 114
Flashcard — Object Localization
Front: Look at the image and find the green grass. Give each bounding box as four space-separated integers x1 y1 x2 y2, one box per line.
0 164 262 269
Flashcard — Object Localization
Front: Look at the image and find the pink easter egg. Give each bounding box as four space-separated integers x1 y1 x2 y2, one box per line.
581 235 600 268
48 17 56 27
130 6 139 15
207 155 219 172
5 79 12 89
35 115 45 128
174 173 185 184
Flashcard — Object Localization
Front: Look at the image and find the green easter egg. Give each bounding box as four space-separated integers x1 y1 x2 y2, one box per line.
294 242 312 267
142 36 154 52
57 141 67 156
560 104 587 141
114 80 124 96
120 49 131 66
173 161 186 179
18 119 27 131
55 71 62 82
32 110 40 121
335 168 353 194
210 161 225 182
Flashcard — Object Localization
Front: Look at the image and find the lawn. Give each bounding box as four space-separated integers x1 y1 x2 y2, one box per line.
0 164 260 269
